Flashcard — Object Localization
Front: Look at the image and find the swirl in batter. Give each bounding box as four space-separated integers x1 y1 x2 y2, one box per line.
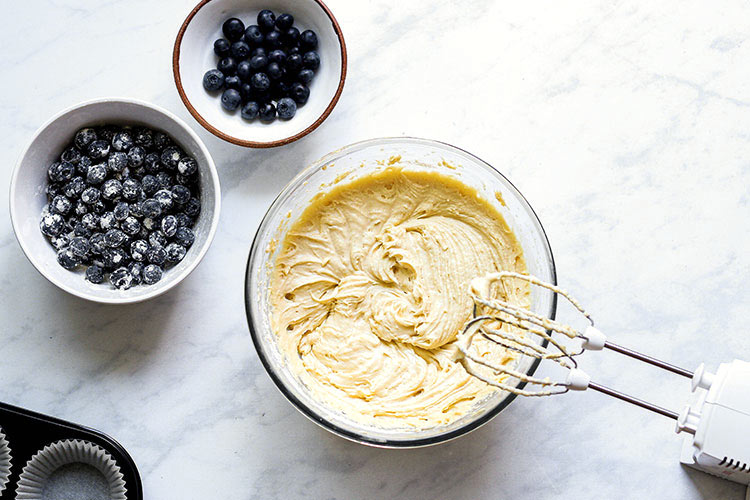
270 166 528 428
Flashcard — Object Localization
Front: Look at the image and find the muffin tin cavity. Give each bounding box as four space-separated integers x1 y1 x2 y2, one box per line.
0 402 142 500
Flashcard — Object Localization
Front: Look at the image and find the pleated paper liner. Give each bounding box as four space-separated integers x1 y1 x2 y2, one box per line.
15 439 127 500
0 427 11 495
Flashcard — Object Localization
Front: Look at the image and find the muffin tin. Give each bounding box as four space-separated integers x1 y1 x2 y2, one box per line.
0 402 142 499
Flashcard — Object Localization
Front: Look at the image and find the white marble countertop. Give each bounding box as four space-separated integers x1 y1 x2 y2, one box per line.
2 0 750 498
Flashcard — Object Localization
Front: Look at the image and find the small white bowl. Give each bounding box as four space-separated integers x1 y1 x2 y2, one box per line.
173 0 347 148
9 98 221 304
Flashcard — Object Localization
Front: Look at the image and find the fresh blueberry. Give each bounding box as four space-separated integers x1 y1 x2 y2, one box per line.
86 164 108 185
221 88 242 111
224 75 241 90
175 226 196 248
155 172 174 190
122 178 141 201
302 51 320 71
113 201 130 220
214 38 231 57
142 216 158 231
52 162 76 183
97 126 117 142
142 199 162 218
290 82 310 105
63 177 86 198
161 146 182 170
99 211 117 230
80 187 100 205
50 234 70 250
130 239 149 261
110 267 134 289
275 13 294 30
284 27 300 44
69 236 90 258
146 246 167 265
264 30 282 48
266 62 283 80
91 200 106 214
240 83 253 101
87 140 110 160
251 73 270 92
165 242 187 263
259 102 276 122
134 128 154 148
148 230 167 248
73 221 91 238
141 175 159 196
297 68 314 84
237 60 253 81
112 131 134 151
40 212 65 237
143 152 160 173
231 40 251 59
222 17 245 41
127 146 146 167
288 45 300 55
257 9 276 32
184 198 201 217
51 195 73 215
241 101 260 120
74 128 97 150
101 179 122 201
251 47 267 58
244 25 263 46
285 53 302 72
154 189 174 211
107 152 128 173
268 49 286 64
175 213 193 228
89 233 107 254
57 248 80 270
175 158 196 178
300 30 318 49
203 69 225 91
217 57 237 75
128 261 144 285
277 97 297 120
121 216 141 236
143 264 163 285
61 146 81 165
85 264 105 284
105 229 127 248
171 185 191 205
75 156 92 175
161 215 178 237
249 54 268 70
82 213 100 231
153 131 172 150
102 247 128 270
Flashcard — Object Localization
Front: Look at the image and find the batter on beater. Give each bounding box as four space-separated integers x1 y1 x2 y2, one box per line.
269 165 529 428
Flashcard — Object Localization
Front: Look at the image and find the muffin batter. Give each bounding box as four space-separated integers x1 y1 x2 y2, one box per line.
270 166 529 428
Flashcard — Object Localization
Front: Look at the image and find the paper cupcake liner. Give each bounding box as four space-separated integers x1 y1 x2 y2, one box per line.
0 427 11 495
15 439 127 500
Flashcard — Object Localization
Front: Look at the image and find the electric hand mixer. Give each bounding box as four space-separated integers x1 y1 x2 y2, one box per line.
454 271 750 485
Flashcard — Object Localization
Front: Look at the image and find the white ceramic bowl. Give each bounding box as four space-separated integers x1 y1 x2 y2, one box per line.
10 98 221 304
173 0 346 148
246 137 557 447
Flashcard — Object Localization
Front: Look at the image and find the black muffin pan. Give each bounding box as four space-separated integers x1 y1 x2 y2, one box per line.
0 401 142 499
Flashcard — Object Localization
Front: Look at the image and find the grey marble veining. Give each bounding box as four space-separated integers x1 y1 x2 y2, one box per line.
1 0 749 498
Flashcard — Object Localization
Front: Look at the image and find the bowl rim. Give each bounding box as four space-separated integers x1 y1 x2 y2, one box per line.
172 0 348 149
9 96 222 305
244 136 558 447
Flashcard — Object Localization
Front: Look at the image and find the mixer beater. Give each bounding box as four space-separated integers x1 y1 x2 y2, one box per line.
454 271 750 485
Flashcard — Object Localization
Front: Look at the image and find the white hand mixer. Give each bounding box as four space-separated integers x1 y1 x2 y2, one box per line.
454 271 750 486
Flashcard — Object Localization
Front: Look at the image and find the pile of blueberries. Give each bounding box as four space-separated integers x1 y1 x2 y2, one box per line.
39 125 200 290
202 10 320 122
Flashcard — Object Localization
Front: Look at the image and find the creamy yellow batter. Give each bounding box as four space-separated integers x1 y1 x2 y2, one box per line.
270 166 529 428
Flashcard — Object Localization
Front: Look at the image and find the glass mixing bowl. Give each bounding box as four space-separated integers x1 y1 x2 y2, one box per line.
245 137 557 447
